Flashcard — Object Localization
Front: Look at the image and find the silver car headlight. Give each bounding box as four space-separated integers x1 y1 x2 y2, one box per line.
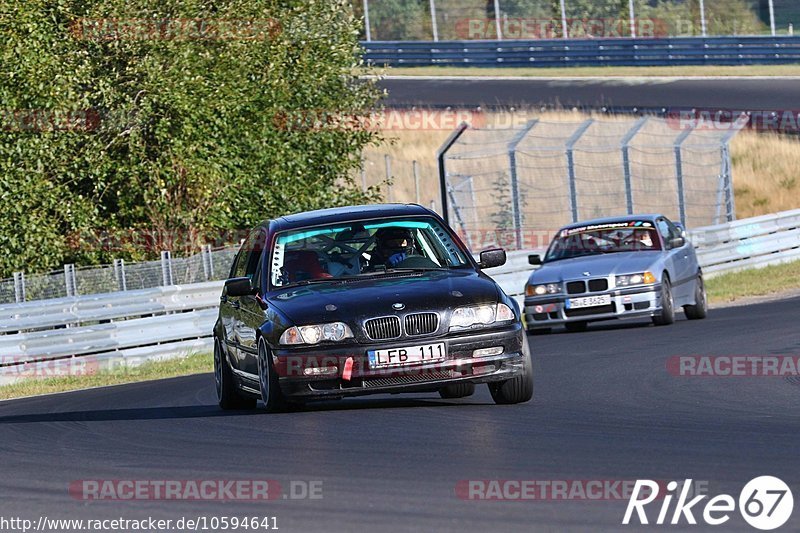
449 303 515 330
526 283 562 296
615 271 657 287
279 322 354 345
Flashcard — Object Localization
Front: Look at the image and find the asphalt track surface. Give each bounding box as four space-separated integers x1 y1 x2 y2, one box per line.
1 296 799 532
380 77 800 111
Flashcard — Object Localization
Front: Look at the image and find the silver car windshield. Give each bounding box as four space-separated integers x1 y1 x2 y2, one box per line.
270 216 471 288
545 225 662 262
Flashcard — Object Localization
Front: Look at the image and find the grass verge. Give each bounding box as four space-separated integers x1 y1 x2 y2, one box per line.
382 65 800 78
0 351 212 401
706 260 800 303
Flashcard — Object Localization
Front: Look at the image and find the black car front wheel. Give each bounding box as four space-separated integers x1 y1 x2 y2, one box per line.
215 338 256 410
439 382 475 399
257 338 288 413
489 340 534 405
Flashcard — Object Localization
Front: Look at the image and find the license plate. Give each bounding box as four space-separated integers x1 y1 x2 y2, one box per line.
368 342 446 368
566 294 611 309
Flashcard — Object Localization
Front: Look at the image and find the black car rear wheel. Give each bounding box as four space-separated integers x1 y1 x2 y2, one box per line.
215 338 256 410
684 273 708 320
652 277 675 326
489 340 533 405
439 382 475 399
257 338 287 413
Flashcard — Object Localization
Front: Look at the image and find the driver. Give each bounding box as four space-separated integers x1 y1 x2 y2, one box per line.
637 230 654 249
371 227 416 268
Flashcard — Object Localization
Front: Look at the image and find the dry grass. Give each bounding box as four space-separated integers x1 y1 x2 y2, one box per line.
363 110 800 221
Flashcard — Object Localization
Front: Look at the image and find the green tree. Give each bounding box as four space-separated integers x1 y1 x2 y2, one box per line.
0 0 382 277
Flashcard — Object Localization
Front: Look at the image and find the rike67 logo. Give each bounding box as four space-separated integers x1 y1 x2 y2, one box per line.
623 477 793 530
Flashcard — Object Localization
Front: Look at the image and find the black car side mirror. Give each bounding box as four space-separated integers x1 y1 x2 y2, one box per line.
225 277 257 297
528 254 542 266
479 248 506 269
669 236 686 249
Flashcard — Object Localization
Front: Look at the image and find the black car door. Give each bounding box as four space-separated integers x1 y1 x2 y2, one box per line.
220 247 250 371
234 228 268 376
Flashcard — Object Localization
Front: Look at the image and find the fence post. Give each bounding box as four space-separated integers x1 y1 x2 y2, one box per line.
161 251 174 286
565 119 594 223
436 122 469 226
384 154 393 202
13 272 25 303
508 119 538 249
64 264 77 297
360 158 367 192
202 244 215 281
113 259 127 291
673 125 695 227
719 118 745 222
412 160 420 204
620 117 648 215
362 0 372 41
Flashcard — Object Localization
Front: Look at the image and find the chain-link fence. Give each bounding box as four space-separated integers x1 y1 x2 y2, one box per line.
438 116 741 251
358 0 800 41
0 246 239 305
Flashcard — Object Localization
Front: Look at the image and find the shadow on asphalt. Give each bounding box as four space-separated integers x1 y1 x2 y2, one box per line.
0 396 495 423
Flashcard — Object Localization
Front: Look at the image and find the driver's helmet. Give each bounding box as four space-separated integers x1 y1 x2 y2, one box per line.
374 227 415 257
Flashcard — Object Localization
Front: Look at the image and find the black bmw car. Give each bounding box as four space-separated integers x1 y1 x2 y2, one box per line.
213 204 533 412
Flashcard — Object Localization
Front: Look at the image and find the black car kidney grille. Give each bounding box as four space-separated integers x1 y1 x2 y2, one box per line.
588 278 609 292
566 281 586 294
364 316 401 340
405 312 438 336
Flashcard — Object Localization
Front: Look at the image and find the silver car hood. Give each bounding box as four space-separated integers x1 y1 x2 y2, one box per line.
529 251 662 283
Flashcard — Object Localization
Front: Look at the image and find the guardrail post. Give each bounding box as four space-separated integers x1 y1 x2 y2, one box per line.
13 272 25 303
436 122 469 225
508 119 538 250
565 119 594 223
113 259 127 291
202 244 214 280
673 125 695 227
161 251 174 286
64 264 77 297
620 117 648 215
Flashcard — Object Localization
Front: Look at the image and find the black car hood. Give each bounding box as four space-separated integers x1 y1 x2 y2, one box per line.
267 270 500 325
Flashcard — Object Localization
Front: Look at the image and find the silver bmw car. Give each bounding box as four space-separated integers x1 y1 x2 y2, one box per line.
523 214 707 333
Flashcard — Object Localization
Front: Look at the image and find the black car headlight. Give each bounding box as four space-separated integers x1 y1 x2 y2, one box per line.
449 303 515 330
615 271 657 287
279 322 354 345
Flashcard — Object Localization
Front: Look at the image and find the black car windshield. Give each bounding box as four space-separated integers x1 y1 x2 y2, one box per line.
545 222 662 262
270 216 472 288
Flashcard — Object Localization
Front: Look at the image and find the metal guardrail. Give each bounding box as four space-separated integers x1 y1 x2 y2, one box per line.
1 209 798 384
363 36 800 67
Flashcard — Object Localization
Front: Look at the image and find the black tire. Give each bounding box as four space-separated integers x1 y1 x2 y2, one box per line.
564 321 588 333
528 327 552 335
257 338 287 413
489 339 534 405
652 276 675 326
683 273 708 320
215 338 256 410
439 382 476 399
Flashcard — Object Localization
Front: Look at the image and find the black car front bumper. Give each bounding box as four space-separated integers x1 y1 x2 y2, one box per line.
272 322 527 399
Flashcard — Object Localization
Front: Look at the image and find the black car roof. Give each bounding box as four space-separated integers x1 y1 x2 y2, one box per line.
266 204 435 232
559 214 664 231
